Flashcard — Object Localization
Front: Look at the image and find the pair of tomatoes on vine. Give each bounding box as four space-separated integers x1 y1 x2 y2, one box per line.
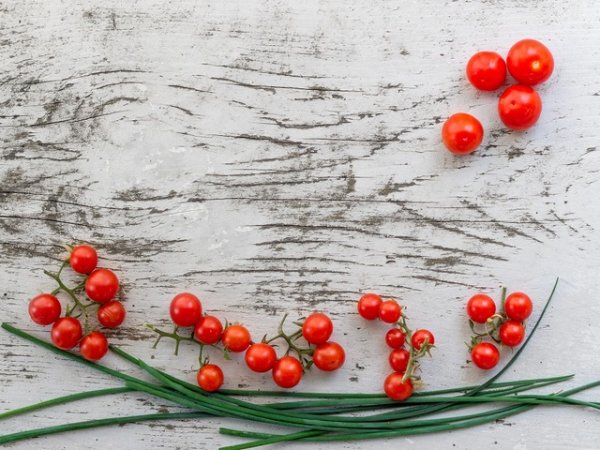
358 293 436 401
443 39 554 155
467 290 533 370
27 245 126 362
166 294 345 391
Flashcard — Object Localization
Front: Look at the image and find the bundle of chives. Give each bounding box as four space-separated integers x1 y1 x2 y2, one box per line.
2 279 599 449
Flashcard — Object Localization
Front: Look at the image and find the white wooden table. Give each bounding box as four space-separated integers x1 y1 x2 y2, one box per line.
2 1 600 448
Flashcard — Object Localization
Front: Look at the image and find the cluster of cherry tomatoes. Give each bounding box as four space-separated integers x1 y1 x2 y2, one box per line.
164 294 345 392
27 245 126 362
358 293 435 401
443 38 554 155
467 291 533 370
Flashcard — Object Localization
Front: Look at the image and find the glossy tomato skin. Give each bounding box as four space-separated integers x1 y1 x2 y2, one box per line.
302 313 333 345
222 325 251 352
51 317 83 350
169 292 202 327
312 342 345 371
507 39 554 85
499 320 525 347
245 343 277 373
272 356 303 388
97 300 126 328
466 51 506 91
442 113 484 155
29 294 61 325
85 269 119 303
80 331 109 361
194 315 223 345
466 294 496 323
197 364 224 392
471 342 500 369
385 328 406 349
389 348 410 372
498 85 542 131
504 292 533 321
378 300 402 323
411 329 435 351
69 245 98 274
384 373 413 401
357 293 383 320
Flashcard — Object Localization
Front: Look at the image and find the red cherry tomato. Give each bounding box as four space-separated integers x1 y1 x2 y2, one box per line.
357 293 383 320
272 356 303 388
466 51 506 91
245 343 277 373
169 292 202 327
312 342 345 371
498 85 542 131
28 294 61 325
411 329 435 351
471 342 500 370
504 292 533 321
97 301 126 328
389 348 410 372
507 39 554 85
385 328 406 349
51 317 83 350
466 294 496 323
69 245 98 275
302 313 333 345
378 300 401 323
79 331 109 361
194 315 223 345
442 113 484 155
499 320 526 347
197 364 224 392
222 325 251 352
384 373 413 401
85 269 119 303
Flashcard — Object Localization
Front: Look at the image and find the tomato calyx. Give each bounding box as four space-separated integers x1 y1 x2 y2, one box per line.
264 313 316 370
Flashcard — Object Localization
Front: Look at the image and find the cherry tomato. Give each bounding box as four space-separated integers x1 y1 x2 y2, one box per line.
194 315 223 345
28 294 61 325
466 51 506 91
357 293 383 320
312 342 345 371
378 300 401 323
385 328 406 349
79 331 109 361
169 292 202 327
51 317 83 350
499 320 526 347
411 329 435 351
85 269 119 303
222 325 251 352
498 85 542 131
97 300 126 328
197 364 223 392
302 313 333 345
69 245 98 275
389 348 410 372
507 39 554 85
384 373 413 401
245 343 277 373
442 113 484 155
272 356 303 388
466 294 496 323
471 342 500 370
504 292 533 321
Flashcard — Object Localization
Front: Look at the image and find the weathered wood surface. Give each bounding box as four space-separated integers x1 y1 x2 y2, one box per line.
1 0 600 448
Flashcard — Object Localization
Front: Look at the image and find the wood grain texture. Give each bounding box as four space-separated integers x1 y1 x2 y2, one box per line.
1 0 600 448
